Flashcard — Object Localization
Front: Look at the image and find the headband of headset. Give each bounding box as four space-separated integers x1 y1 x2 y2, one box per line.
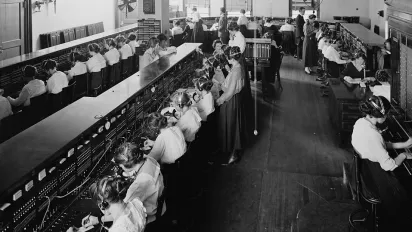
368 97 386 116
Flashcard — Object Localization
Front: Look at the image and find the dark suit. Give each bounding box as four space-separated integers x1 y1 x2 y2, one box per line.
295 14 305 59
218 13 229 44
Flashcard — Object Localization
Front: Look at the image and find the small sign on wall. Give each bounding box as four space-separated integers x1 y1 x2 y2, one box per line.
143 0 155 14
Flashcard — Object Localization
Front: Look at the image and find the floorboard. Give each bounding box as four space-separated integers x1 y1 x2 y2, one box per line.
195 55 354 232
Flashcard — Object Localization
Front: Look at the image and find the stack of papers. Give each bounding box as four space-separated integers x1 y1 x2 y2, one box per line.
370 82 391 101
343 76 361 84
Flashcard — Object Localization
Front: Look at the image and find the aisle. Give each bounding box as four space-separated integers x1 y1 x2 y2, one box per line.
196 56 353 232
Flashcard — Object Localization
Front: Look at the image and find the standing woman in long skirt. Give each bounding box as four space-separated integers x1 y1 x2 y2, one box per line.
192 19 205 43
302 14 318 74
216 46 249 165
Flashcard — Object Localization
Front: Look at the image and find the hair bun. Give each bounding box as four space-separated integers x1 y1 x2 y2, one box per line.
359 101 372 115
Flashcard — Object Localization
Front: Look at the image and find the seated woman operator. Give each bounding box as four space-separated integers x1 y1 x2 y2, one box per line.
114 143 164 225
143 112 187 164
352 95 412 229
69 176 147 232
341 52 368 79
8 65 46 107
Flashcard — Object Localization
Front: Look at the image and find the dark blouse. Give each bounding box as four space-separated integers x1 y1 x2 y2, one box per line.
341 62 365 79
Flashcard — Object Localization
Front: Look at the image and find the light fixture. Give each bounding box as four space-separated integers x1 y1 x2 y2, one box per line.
33 0 45 12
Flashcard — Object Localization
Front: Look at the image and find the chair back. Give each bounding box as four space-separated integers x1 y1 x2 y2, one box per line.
353 149 362 202
62 81 76 107
113 62 121 84
0 115 15 143
89 71 103 95
28 93 49 122
74 73 88 100
171 34 184 47
120 57 132 80
132 53 139 73
48 92 63 115
101 67 108 90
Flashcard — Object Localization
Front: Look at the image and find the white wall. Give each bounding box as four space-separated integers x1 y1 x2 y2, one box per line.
210 0 224 18
320 0 371 28
369 0 387 37
32 0 117 51
271 0 289 17
253 0 271 17
252 0 288 17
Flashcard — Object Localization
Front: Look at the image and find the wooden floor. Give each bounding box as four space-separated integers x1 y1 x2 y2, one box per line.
193 55 355 232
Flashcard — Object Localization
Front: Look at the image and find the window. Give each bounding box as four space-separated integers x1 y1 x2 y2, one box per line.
291 0 319 19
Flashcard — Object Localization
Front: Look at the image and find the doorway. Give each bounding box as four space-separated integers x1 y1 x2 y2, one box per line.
0 0 28 61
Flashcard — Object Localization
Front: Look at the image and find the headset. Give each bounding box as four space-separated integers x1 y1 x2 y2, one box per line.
174 92 192 108
368 96 386 116
195 76 213 92
98 177 113 211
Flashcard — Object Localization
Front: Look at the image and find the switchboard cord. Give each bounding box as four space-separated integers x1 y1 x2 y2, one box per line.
39 139 113 229
40 196 50 229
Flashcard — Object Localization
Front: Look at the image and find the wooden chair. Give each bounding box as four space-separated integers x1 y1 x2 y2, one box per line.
89 71 102 97
0 115 16 143
120 57 133 80
101 67 108 90
74 73 88 100
349 149 382 232
171 34 184 47
62 81 76 107
27 93 49 124
113 62 121 85
48 92 63 115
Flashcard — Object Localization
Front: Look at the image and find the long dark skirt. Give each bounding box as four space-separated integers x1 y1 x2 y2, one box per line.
361 158 412 229
192 23 204 43
240 56 254 137
239 25 248 37
218 87 249 158
303 34 318 67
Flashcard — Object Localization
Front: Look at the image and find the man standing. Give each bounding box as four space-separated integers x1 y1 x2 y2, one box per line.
218 7 229 44
295 7 305 60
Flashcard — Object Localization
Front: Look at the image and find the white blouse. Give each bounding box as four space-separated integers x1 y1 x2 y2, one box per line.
352 118 397 171
119 44 133 60
194 92 215 121
279 24 295 32
228 31 246 53
148 126 187 164
123 156 164 224
128 41 138 54
96 53 107 69
318 38 326 51
104 48 121 65
140 48 159 70
86 55 102 73
9 79 46 106
222 64 244 101
47 71 68 94
176 107 202 142
322 44 329 55
67 62 87 80
0 96 12 120
324 46 347 64
109 199 146 232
